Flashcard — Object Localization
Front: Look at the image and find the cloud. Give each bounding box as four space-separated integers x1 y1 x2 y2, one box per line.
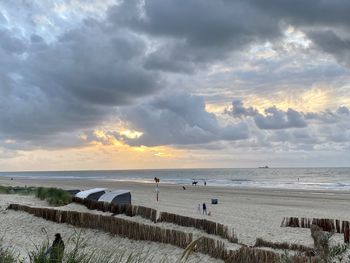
227 99 350 130
255 107 307 129
227 100 307 129
118 91 250 146
108 0 282 72
0 29 27 54
337 106 350 115
105 0 350 73
307 30 350 67
226 100 258 118
0 14 161 148
26 21 161 106
250 0 350 68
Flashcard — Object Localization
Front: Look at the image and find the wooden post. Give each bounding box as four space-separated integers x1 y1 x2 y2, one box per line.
344 221 349 243
336 220 340 233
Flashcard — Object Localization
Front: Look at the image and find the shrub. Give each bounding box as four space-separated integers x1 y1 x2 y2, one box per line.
36 187 71 206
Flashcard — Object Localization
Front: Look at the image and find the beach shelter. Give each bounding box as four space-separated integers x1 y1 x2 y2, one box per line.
98 190 131 205
75 188 107 200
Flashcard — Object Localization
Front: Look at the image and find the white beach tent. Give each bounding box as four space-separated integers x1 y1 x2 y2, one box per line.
75 188 107 200
98 189 131 205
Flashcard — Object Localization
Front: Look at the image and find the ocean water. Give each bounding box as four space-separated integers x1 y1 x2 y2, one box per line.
1 168 350 191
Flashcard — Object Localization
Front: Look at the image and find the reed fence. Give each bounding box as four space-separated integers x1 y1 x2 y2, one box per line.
188 235 298 263
254 238 313 254
8 203 190 248
224 245 316 263
72 197 236 243
72 197 157 222
281 217 350 243
158 211 237 243
8 204 316 263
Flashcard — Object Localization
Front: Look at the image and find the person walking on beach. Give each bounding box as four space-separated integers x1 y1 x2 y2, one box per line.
202 203 207 215
198 204 201 214
155 186 160 201
47 233 65 263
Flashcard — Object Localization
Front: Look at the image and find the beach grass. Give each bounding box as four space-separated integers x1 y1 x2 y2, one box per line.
35 187 71 206
0 185 71 206
0 246 17 263
0 237 19 263
0 185 36 195
1 230 178 263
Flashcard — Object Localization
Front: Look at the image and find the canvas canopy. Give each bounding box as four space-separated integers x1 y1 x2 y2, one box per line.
98 189 131 205
75 188 107 200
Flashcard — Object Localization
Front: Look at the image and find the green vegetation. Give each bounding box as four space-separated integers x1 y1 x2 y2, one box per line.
0 185 36 195
0 245 17 263
0 230 183 263
0 185 71 206
35 187 71 206
0 236 20 263
311 229 349 263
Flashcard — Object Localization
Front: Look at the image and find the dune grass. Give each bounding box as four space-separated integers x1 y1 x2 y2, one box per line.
0 185 71 206
0 236 19 263
0 230 184 263
0 246 17 263
35 187 71 206
0 185 36 195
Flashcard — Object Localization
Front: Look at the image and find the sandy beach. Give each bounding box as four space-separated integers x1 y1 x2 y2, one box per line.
1 176 350 261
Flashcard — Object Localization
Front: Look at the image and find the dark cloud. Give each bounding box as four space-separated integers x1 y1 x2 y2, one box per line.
227 100 307 129
110 0 280 46
26 22 160 106
255 107 307 130
305 111 339 123
0 29 26 54
108 0 282 72
250 0 350 27
118 91 250 146
250 0 350 67
0 16 161 147
143 44 196 74
226 100 258 118
307 30 350 67
305 107 350 123
337 106 350 115
227 100 350 130
106 0 350 72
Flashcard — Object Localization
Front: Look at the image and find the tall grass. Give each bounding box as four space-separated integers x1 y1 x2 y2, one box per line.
0 237 19 263
0 246 17 263
28 230 175 263
0 185 71 206
0 185 36 195
35 187 71 206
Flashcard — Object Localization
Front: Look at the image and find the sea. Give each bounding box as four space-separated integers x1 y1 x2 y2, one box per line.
1 168 350 191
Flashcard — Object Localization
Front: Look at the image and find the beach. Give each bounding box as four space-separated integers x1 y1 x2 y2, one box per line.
1 176 350 261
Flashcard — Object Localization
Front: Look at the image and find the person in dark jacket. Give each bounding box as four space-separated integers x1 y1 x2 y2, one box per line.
48 233 65 262
202 203 207 215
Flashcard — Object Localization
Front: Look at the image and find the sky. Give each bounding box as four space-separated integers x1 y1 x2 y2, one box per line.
0 0 350 171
